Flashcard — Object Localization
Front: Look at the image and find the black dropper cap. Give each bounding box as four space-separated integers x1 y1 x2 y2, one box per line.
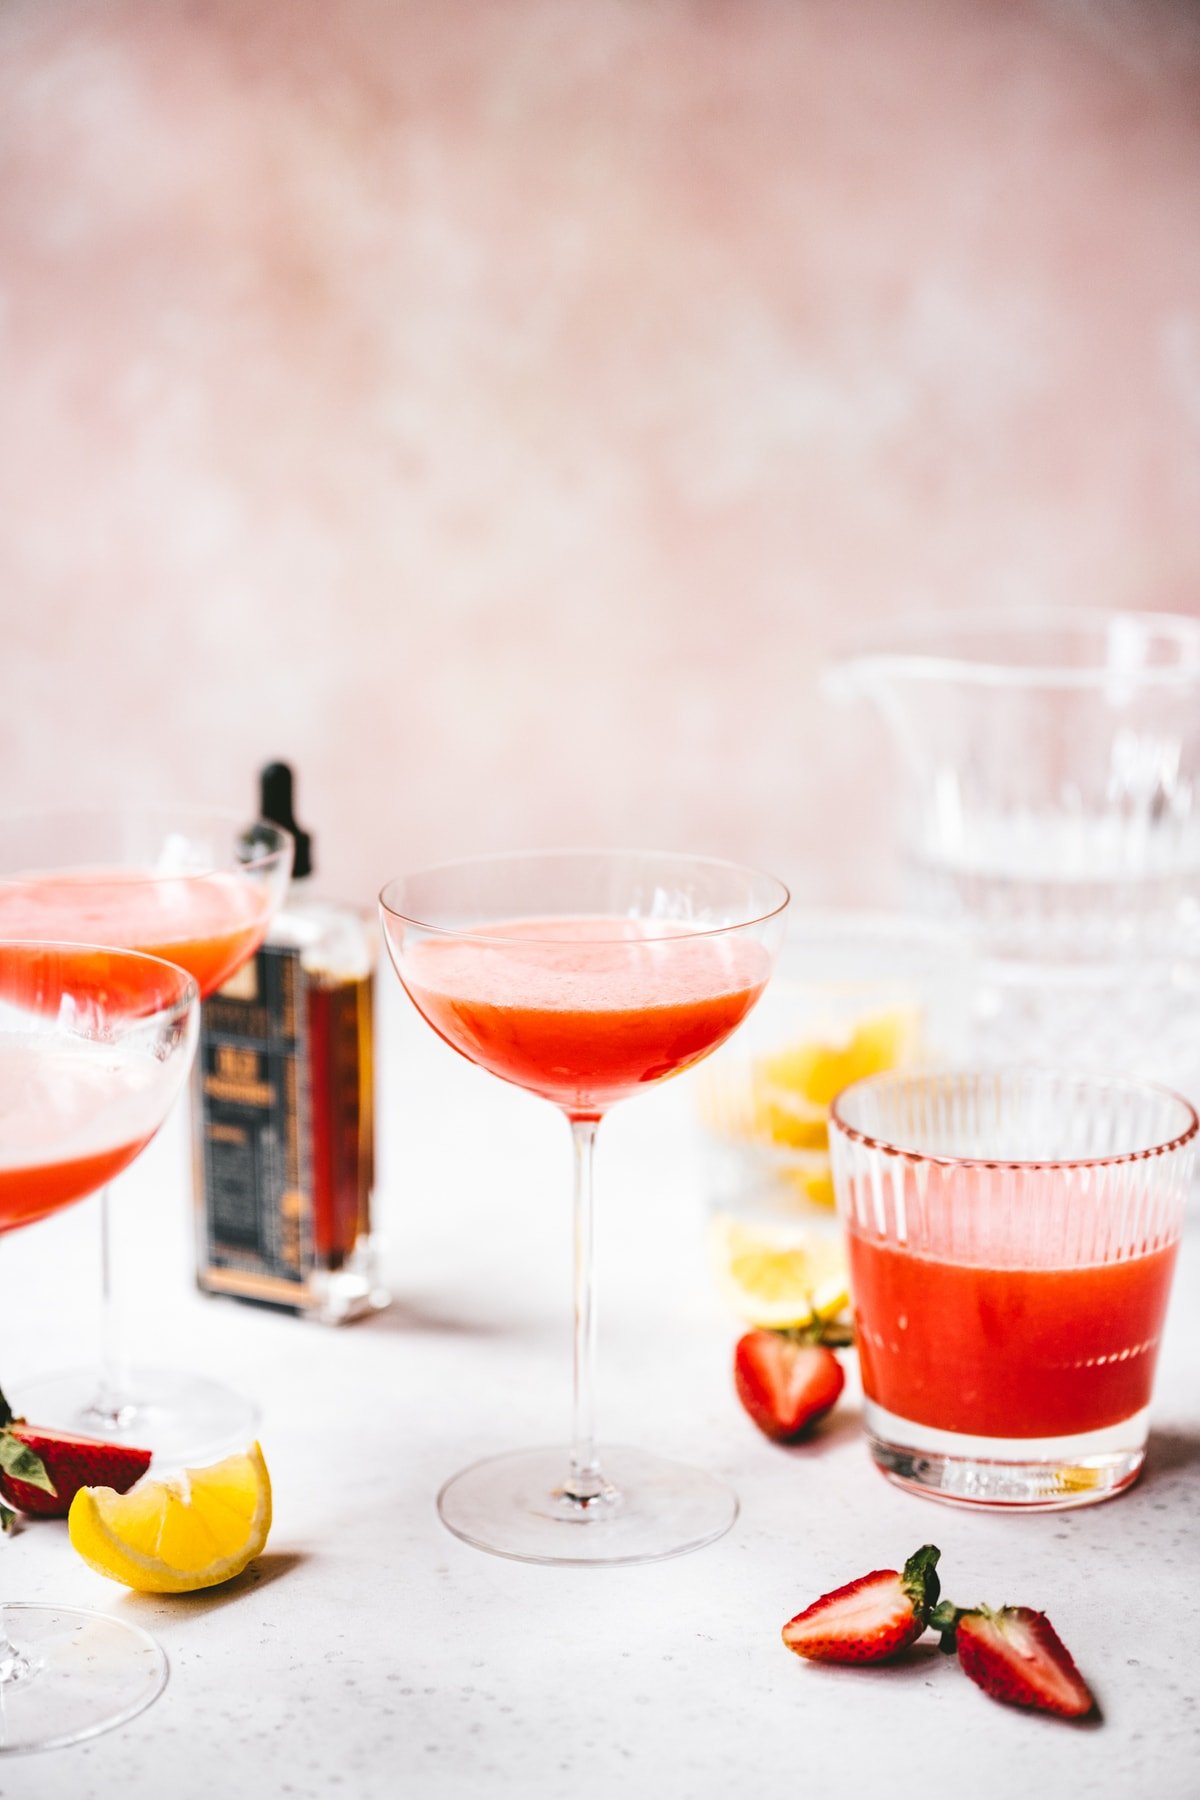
259 762 313 880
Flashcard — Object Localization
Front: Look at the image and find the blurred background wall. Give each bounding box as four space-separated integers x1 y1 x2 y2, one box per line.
2 0 1198 905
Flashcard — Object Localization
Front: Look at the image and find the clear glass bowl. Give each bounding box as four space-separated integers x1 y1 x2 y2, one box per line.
828 608 1200 954
828 608 1200 1104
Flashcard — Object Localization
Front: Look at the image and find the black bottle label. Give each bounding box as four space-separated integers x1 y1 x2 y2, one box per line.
195 943 313 1305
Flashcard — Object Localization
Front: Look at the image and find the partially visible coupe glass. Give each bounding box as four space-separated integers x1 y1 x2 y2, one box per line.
0 940 197 1752
0 809 292 1463
830 1067 1198 1509
380 849 789 1565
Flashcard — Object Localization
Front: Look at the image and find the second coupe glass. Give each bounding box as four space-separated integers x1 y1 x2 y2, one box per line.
380 849 788 1565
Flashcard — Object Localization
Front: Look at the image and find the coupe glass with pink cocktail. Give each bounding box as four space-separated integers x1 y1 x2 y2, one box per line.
0 809 292 1463
380 850 789 1565
0 940 197 1752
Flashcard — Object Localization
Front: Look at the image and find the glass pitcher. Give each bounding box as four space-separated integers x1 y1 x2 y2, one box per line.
827 607 1200 1090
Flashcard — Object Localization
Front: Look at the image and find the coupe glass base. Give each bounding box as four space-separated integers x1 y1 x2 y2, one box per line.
0 1606 166 1754
865 1400 1148 1510
437 1445 739 1565
15 1366 260 1469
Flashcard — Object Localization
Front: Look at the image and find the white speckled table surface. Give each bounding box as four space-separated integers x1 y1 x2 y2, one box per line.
2 978 1198 1799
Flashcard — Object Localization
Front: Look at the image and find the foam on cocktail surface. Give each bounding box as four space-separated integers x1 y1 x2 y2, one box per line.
0 1038 175 1169
404 916 771 1013
0 869 268 949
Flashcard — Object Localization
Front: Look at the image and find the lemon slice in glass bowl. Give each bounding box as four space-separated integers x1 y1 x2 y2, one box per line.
711 1218 851 1330
68 1442 272 1593
750 1007 918 1149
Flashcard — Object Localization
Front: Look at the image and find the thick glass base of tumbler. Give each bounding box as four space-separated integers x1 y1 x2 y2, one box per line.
865 1399 1149 1510
437 1445 739 1565
15 1366 260 1469
0 1605 167 1753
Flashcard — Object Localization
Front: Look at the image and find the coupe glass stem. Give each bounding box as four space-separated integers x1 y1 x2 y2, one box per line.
91 1186 132 1428
2 1243 32 1687
565 1116 604 1504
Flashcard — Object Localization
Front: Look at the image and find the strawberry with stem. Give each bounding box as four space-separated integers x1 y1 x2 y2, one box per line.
782 1544 942 1663
931 1600 1098 1720
0 1385 55 1510
782 1542 1099 1723
734 1307 850 1443
735 1331 845 1442
0 1384 151 1520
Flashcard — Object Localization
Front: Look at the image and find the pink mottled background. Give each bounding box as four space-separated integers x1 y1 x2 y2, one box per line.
2 0 1199 903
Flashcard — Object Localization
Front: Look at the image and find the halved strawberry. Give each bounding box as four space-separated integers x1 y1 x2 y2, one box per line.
0 1393 151 1520
734 1331 845 1442
935 1603 1097 1720
783 1544 941 1664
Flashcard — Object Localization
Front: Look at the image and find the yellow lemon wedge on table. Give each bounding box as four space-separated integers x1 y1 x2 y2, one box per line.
712 1218 851 1330
68 1441 272 1594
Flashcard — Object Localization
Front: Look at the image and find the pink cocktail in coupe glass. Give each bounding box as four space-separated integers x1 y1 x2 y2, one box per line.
0 940 197 1753
380 850 789 1565
0 809 293 1463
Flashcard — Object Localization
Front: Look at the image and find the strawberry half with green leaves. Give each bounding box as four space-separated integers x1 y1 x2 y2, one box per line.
734 1331 845 1442
932 1601 1097 1720
0 1385 151 1520
783 1544 942 1664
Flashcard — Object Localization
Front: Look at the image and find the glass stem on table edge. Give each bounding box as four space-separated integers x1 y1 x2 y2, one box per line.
565 1115 605 1505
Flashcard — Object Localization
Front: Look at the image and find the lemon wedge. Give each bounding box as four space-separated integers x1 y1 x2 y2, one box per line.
780 1161 838 1210
712 1218 851 1329
68 1442 272 1593
752 1007 916 1134
751 1083 830 1151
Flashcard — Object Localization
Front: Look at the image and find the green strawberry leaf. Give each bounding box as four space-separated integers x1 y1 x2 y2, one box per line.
0 1386 13 1430
780 1314 856 1349
0 1434 56 1496
929 1599 967 1652
0 1498 16 1535
901 1544 942 1621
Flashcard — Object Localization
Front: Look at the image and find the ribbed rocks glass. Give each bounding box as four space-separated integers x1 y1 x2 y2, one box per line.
829 1068 1197 1508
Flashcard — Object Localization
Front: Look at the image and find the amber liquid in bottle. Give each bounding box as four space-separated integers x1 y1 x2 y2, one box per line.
307 969 374 1272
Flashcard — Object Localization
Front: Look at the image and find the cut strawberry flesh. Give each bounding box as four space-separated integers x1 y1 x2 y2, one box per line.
783 1569 923 1663
0 1424 151 1519
734 1332 844 1442
957 1607 1096 1719
783 1545 941 1666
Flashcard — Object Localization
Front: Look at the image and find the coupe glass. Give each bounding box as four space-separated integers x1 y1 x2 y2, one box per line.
0 809 293 1464
829 1067 1198 1508
0 940 197 1752
380 849 789 1565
